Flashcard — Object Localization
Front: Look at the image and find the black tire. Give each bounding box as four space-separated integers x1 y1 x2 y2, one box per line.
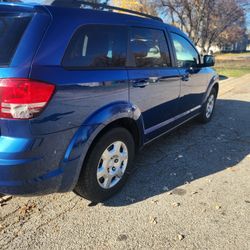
74 127 135 202
198 88 217 123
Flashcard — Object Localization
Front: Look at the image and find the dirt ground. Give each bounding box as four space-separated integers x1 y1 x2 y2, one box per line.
0 75 250 250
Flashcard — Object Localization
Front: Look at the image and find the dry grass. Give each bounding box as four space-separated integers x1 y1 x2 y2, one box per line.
214 52 250 78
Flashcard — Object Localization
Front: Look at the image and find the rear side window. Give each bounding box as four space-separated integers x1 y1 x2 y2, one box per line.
0 12 32 66
63 25 127 69
129 27 171 68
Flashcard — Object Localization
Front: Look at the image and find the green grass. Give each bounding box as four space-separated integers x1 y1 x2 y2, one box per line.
214 53 250 78
215 52 250 59
215 67 250 78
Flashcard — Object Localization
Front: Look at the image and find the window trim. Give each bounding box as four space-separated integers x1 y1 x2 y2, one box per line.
61 24 129 71
170 32 201 68
126 26 173 70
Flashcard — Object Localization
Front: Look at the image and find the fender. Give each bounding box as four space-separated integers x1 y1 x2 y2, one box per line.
58 101 144 191
202 74 219 104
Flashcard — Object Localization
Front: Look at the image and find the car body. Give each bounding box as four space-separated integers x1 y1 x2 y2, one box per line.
0 1 219 198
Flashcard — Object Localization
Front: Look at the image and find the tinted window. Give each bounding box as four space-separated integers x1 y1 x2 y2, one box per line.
0 13 32 66
129 27 171 68
63 26 127 68
171 33 199 68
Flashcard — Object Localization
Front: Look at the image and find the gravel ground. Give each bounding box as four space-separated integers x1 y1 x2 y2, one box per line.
0 75 250 250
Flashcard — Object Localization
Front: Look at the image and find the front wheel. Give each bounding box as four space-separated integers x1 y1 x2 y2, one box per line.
74 127 135 202
199 88 217 123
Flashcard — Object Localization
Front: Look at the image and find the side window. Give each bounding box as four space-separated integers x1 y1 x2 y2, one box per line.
129 27 171 68
62 25 127 68
171 33 199 68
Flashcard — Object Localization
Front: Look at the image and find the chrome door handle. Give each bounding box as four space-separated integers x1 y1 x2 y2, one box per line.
132 80 149 88
132 76 159 88
149 76 159 83
181 74 190 82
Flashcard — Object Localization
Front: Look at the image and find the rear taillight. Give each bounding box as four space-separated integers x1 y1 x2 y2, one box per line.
0 78 55 119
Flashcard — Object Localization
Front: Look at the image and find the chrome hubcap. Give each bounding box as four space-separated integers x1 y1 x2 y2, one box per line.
206 94 215 119
97 141 128 189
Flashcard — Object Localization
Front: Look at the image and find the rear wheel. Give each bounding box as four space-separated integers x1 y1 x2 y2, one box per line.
74 127 135 202
199 88 217 123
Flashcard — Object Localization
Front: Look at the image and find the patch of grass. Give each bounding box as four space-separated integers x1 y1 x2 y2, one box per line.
215 52 250 59
215 68 250 78
214 53 250 78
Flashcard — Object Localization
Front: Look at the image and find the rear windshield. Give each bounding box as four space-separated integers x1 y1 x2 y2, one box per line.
0 12 32 66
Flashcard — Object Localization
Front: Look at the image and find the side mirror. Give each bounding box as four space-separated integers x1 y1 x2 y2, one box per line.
203 55 215 67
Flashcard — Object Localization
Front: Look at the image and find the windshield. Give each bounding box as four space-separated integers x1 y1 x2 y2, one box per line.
0 12 32 66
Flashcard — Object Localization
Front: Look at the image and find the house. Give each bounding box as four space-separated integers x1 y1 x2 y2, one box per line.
246 38 250 51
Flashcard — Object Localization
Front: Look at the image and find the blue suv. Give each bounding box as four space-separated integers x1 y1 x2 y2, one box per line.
0 1 219 202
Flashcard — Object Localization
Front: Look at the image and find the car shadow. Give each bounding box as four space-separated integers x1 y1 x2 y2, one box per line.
102 99 250 207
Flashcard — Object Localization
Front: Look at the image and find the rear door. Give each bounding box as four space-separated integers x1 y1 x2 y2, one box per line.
128 26 181 135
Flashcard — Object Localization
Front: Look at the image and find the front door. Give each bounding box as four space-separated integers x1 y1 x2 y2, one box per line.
170 32 209 114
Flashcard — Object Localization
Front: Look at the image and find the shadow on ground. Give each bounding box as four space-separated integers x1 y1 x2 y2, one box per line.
103 99 250 207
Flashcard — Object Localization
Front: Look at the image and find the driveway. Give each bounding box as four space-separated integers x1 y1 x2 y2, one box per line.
0 75 250 250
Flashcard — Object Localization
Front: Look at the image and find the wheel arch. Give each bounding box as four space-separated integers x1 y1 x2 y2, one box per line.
88 117 144 152
203 75 220 104
212 82 219 97
59 103 145 191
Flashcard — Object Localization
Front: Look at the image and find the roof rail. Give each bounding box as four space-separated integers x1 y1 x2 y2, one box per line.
51 0 163 22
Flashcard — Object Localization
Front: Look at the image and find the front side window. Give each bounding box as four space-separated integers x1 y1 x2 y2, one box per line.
63 25 127 68
171 33 199 68
129 27 171 68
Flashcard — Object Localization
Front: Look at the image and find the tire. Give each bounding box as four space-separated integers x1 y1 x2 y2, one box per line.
198 88 217 123
74 127 135 202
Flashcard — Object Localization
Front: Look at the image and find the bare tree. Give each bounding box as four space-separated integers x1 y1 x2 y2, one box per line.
112 0 159 15
160 0 247 52
137 0 160 15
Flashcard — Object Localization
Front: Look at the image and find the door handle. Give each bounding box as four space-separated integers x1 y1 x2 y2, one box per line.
132 80 149 88
181 74 190 82
132 76 159 88
149 76 159 83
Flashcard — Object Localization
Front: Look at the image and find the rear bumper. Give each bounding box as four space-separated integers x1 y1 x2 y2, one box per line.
0 161 64 196
0 128 82 196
